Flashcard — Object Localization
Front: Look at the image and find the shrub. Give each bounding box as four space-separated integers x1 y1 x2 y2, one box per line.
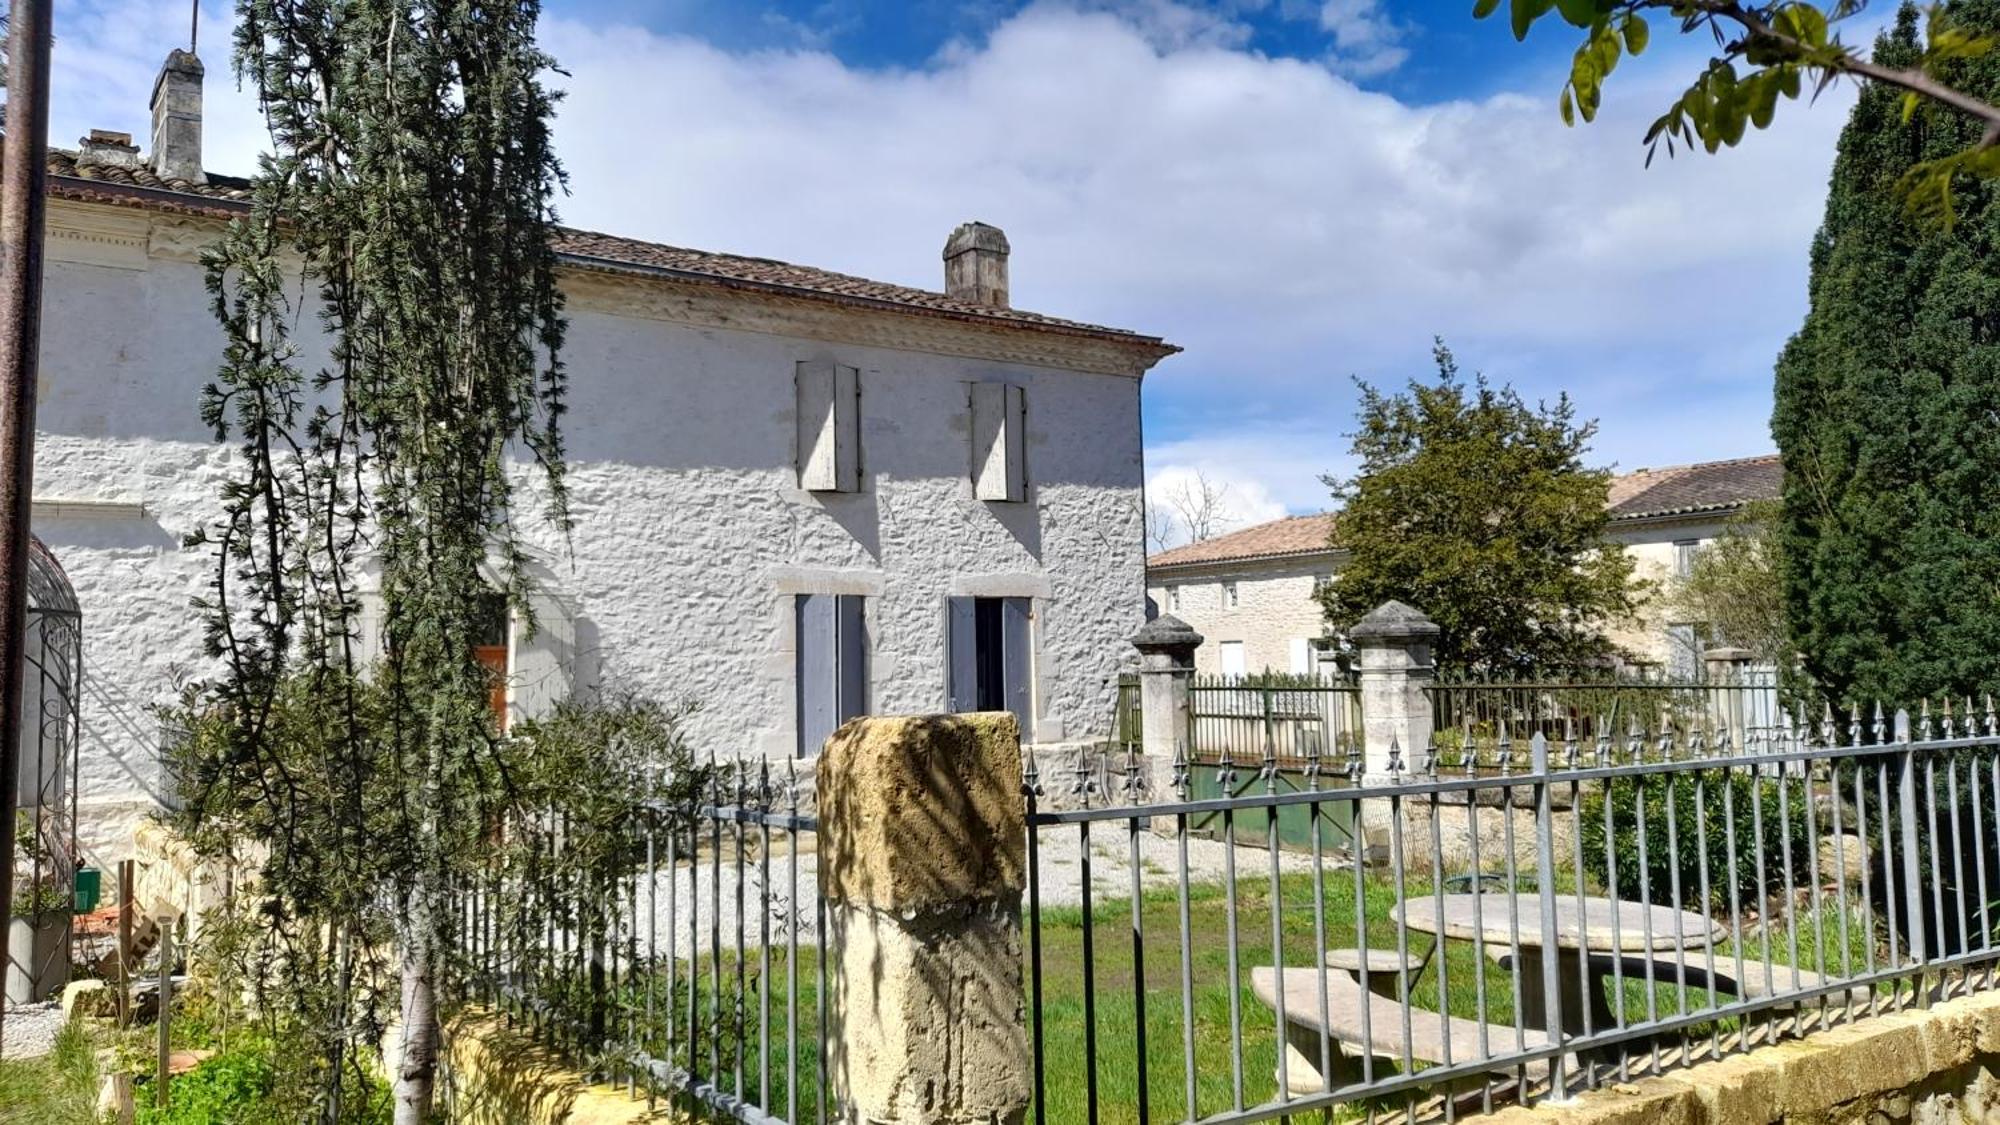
1579 769 1814 913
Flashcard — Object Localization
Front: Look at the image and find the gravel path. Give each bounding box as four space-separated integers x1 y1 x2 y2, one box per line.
1 1000 66 1060
641 830 1322 954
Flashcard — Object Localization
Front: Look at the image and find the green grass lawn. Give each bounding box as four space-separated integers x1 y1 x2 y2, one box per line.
0 1019 101 1125
576 869 1882 1125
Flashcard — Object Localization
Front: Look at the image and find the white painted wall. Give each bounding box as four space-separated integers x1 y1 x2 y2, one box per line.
31 201 1155 865
1147 556 1335 678
1604 516 1734 668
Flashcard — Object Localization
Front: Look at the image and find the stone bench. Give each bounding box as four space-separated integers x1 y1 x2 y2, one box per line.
1558 951 1875 1011
1323 945 1432 1000
1250 966 1551 1096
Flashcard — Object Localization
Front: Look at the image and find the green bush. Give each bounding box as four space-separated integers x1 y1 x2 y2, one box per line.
134 1036 390 1125
1579 769 1814 912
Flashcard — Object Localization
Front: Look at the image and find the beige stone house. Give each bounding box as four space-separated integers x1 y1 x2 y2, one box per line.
1144 454 1782 678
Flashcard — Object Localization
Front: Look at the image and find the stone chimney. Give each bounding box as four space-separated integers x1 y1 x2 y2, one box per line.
149 49 205 184
944 221 1009 308
75 130 141 171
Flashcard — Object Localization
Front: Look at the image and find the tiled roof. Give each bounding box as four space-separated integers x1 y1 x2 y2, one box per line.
41 148 1174 352
1148 454 1782 570
1605 454 1782 520
1147 514 1337 569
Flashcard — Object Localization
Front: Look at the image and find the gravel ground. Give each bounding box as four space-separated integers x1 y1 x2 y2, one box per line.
643 830 1321 954
1 1000 66 1060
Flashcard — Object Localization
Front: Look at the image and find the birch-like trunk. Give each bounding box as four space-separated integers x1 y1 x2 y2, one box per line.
393 903 439 1125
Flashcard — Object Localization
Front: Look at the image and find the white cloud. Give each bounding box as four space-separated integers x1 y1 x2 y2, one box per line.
48 0 1850 519
1316 0 1410 77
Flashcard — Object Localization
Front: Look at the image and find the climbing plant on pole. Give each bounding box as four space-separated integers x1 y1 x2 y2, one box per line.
172 1 569 1121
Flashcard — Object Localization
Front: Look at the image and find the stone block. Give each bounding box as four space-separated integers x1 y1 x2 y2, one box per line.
62 978 111 1018
825 902 1028 1125
818 713 1024 913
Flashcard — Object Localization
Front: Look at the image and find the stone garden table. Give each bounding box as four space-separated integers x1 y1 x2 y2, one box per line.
1392 893 1724 1038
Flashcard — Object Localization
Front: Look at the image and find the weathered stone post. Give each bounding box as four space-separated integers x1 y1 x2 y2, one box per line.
1350 601 1440 782
1132 614 1202 773
818 713 1030 1125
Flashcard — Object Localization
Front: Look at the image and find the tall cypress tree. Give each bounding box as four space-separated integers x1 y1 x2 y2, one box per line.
1774 0 2000 707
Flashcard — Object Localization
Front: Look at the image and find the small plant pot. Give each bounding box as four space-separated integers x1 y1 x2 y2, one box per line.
6 911 71 1003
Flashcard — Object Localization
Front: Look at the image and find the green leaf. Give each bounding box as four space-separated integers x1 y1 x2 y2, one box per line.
1749 71 1780 129
1473 0 1502 18
1621 14 1649 55
1554 0 1599 29
1774 3 1829 46
1902 90 1921 124
1510 0 1554 40
1560 86 1576 126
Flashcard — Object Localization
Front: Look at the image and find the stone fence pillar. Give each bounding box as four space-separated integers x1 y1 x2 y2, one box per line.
1350 601 1440 781
1131 614 1202 772
1703 645 1759 736
818 713 1031 1125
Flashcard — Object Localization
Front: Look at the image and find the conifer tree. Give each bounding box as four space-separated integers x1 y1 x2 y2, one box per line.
1773 0 2000 706
171 2 570 1120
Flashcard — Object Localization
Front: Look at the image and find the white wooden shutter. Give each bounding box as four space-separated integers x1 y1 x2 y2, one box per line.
946 596 977 712
1001 596 1034 738
797 360 860 492
970 382 1025 502
836 594 867 723
509 589 576 723
796 594 835 756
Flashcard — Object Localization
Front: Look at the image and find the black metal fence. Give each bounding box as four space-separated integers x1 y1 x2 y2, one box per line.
1190 675 1364 768
1428 670 1780 765
1022 704 2000 1123
466 758 827 1125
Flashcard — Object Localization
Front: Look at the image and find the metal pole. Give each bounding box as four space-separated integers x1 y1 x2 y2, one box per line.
0 0 54 1056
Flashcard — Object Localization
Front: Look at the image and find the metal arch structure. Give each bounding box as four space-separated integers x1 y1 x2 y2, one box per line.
5 535 82 1005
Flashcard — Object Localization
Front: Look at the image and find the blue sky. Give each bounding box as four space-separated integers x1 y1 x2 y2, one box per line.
51 0 1892 533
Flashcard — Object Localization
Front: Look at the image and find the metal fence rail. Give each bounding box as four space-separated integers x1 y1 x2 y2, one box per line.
466 758 827 1125
1190 675 1364 768
1429 672 1781 764
1021 703 2000 1124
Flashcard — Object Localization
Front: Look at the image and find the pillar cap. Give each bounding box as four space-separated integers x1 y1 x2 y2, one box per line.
1132 613 1203 653
1348 600 1439 642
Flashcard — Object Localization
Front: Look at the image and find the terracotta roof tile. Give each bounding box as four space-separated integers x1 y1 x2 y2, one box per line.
1148 455 1782 570
1147 513 1337 569
1605 454 1781 520
39 147 1174 352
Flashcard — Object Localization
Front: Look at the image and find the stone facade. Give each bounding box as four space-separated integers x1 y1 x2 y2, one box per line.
32 190 1172 867
1147 556 1335 678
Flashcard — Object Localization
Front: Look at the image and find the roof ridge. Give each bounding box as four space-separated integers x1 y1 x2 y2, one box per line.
1614 451 1780 478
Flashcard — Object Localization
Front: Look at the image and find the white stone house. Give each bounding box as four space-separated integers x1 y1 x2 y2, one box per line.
1144 455 1781 679
29 52 1177 864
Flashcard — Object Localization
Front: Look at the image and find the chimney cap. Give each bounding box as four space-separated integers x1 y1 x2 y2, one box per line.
944 221 1009 260
85 129 135 148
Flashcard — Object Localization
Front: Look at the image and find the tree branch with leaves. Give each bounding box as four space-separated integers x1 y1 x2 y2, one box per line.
1492 0 2000 221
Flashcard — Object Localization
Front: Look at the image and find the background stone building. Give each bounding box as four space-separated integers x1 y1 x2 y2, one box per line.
1145 455 1781 678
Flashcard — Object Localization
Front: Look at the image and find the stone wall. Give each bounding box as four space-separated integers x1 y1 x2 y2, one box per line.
1481 986 2000 1124
1146 556 1331 678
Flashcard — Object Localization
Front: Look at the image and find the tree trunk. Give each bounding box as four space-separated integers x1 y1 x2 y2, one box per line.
394 907 439 1125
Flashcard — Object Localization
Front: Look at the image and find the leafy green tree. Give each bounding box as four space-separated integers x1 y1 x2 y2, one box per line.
168 1 572 1120
1772 1 2000 708
1319 341 1645 676
1487 0 2000 222
1664 500 1792 668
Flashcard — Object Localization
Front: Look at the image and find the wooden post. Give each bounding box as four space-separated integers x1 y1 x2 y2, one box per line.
155 917 171 1109
116 860 134 1027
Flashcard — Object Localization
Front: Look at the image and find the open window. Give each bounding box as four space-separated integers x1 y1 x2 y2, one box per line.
946 596 1033 736
796 594 867 756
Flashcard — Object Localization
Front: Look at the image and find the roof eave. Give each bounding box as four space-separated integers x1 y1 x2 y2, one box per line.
48 175 1182 361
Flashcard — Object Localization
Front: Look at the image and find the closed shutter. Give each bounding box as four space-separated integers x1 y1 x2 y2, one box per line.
946 596 977 712
510 589 577 723
970 382 1025 502
1001 596 1033 738
836 594 867 726
797 594 835 756
797 361 860 492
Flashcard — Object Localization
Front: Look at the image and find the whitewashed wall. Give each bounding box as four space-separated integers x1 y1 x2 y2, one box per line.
1604 516 1733 668
31 201 1155 865
1146 556 1335 678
